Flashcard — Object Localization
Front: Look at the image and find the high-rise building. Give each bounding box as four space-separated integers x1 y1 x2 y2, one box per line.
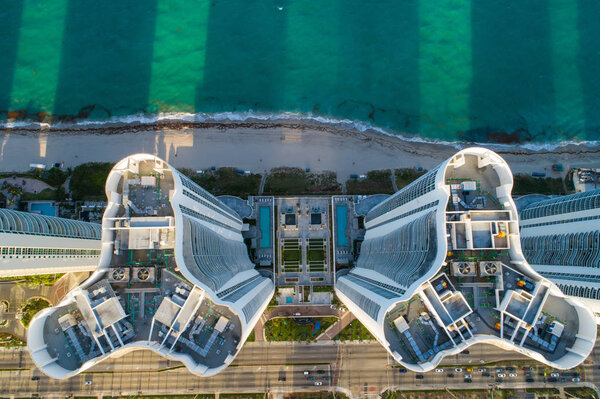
335 148 595 371
28 154 274 378
519 189 600 321
0 208 101 277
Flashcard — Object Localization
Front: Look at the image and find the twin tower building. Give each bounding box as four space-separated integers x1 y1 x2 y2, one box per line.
6 149 595 378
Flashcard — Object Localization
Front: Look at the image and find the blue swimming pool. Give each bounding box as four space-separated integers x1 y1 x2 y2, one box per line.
30 202 57 217
259 206 271 248
336 205 348 247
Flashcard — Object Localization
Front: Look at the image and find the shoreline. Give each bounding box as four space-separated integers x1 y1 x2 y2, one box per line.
1 119 599 180
2 111 600 152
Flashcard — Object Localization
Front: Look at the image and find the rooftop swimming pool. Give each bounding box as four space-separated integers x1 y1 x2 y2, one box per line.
336 205 348 247
259 206 271 248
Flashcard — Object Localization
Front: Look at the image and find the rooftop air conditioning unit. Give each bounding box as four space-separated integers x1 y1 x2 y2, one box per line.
108 267 129 283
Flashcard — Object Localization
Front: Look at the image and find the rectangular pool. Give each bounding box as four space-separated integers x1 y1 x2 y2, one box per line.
259 206 271 248
29 201 57 217
336 205 348 247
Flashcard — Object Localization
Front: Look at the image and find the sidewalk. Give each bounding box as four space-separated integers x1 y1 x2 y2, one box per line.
317 311 356 341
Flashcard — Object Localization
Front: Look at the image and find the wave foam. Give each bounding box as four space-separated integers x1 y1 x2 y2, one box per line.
1 111 599 152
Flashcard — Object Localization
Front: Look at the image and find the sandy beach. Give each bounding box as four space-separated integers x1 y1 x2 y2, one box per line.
1 120 599 181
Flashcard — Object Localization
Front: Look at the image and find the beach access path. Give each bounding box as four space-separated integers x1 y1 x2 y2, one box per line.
1 124 600 180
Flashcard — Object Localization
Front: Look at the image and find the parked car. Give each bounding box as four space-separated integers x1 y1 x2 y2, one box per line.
464 374 472 379
455 368 463 372
464 379 472 384
278 376 286 382
314 381 322 386
478 368 487 372
526 378 534 383
398 368 408 373
303 370 310 375
506 367 516 371
509 373 517 378
572 377 581 382
322 377 330 381
482 373 490 377
415 375 424 380
31 377 40 381
435 368 444 373
495 368 504 373
447 373 454 378
307 376 315 381
497 373 506 378
550 373 559 378
317 370 326 375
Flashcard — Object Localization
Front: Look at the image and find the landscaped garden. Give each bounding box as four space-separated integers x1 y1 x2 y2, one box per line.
334 319 374 341
512 174 569 195
263 168 341 195
264 317 338 342
346 170 394 195
20 298 50 328
187 167 262 199
395 168 427 189
0 332 26 348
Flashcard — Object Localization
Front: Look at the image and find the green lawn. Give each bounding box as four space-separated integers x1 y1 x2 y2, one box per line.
19 188 58 201
308 249 324 262
334 319 374 341
265 317 338 342
20 298 50 328
263 168 341 195
283 249 301 263
346 170 394 195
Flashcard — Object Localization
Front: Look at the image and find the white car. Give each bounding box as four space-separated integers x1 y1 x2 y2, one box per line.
497 373 506 378
551 373 559 378
464 374 472 379
303 371 310 375
455 368 463 372
84 381 92 385
572 377 581 382
315 381 323 386
509 373 517 378
435 368 444 373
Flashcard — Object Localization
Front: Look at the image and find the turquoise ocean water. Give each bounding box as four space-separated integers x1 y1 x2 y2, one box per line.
0 0 599 145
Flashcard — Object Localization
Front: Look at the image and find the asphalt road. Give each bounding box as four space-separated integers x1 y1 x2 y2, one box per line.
1 341 598 398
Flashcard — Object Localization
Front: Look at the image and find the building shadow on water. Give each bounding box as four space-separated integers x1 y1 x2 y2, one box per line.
577 0 600 142
335 1 420 135
52 0 158 121
196 1 287 115
0 3 24 119
467 1 555 144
